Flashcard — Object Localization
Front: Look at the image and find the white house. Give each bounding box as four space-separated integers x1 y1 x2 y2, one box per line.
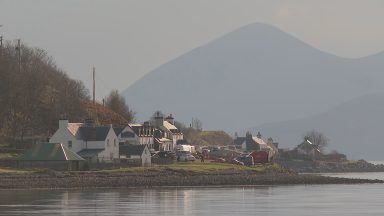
151 112 184 151
129 123 155 150
49 120 119 163
120 144 151 167
114 125 140 145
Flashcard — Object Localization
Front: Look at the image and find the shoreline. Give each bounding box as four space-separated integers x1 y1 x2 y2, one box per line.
0 169 383 189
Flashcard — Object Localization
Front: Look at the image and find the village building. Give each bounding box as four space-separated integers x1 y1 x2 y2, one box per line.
296 137 320 158
233 132 268 151
233 132 278 159
18 143 85 171
113 124 140 145
119 144 151 167
151 112 183 151
129 122 155 150
49 119 119 163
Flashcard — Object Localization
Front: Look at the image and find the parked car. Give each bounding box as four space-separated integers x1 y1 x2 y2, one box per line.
179 154 196 162
236 155 254 166
152 151 176 159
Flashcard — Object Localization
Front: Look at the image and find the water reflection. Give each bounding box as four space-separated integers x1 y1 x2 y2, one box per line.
0 186 273 216
1 185 384 215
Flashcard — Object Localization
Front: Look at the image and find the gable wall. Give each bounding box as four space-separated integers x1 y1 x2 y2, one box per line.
49 127 83 153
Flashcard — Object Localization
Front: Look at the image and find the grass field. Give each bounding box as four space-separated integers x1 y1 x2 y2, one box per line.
103 161 279 173
0 153 20 160
0 161 280 174
0 167 35 174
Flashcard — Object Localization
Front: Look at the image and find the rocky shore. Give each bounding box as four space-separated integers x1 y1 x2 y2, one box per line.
277 159 384 173
0 168 382 189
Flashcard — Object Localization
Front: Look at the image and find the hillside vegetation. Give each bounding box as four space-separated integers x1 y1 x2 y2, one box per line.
0 42 129 148
183 129 233 146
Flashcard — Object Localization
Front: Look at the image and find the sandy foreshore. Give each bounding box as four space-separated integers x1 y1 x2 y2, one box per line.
0 169 382 189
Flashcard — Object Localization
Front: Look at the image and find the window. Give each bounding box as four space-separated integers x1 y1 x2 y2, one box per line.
68 141 72 148
110 152 114 160
114 139 116 147
121 131 135 138
107 139 110 146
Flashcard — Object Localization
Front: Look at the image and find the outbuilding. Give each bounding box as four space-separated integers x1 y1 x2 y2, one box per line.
18 143 85 171
120 144 151 167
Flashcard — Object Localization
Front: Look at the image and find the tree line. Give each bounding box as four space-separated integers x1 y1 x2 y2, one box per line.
0 41 134 148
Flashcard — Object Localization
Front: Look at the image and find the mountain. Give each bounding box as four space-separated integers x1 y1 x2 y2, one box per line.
123 23 384 132
253 93 384 160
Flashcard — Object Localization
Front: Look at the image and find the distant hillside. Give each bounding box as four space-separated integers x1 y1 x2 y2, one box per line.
123 23 384 132
0 42 90 145
252 93 384 160
0 40 132 148
185 130 233 147
84 102 128 126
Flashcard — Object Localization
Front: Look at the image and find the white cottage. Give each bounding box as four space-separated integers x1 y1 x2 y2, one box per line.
114 125 140 145
49 120 119 163
120 144 151 167
152 112 183 151
129 122 155 149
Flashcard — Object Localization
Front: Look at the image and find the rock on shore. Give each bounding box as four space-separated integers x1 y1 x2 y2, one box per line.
0 169 382 189
277 159 384 173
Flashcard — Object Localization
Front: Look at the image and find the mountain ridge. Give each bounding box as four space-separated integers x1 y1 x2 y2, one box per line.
252 92 384 160
123 22 384 136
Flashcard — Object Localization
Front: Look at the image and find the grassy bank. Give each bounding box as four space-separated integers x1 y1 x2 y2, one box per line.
0 162 382 189
102 162 282 173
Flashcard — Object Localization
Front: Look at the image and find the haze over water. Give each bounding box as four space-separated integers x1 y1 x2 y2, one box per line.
1 174 384 216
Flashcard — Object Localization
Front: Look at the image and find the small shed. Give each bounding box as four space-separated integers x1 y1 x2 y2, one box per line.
77 148 104 163
18 143 85 171
250 151 269 164
120 144 151 167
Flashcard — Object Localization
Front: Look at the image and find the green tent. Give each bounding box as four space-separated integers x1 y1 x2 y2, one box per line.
19 143 84 161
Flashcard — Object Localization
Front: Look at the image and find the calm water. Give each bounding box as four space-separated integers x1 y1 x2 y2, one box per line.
1 173 384 216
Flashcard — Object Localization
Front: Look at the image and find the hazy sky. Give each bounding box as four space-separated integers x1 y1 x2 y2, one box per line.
1 0 384 99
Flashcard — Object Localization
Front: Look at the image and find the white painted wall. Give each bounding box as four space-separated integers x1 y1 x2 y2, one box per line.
95 128 119 162
118 126 140 145
49 123 83 153
50 121 119 162
141 146 151 167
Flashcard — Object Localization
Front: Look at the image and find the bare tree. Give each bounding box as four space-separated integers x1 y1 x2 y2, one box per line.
105 90 135 123
303 129 329 151
0 41 90 148
191 117 203 131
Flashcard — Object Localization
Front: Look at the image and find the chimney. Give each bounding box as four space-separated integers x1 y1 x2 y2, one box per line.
154 111 164 127
143 121 150 127
165 114 175 125
59 119 69 129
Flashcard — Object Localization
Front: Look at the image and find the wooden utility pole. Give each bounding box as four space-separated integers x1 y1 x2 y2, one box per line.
17 39 21 73
0 35 3 58
0 25 3 59
93 66 96 104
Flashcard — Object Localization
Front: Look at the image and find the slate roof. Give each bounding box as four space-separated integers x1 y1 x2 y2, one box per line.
163 121 178 130
113 126 125 136
252 136 267 145
19 143 84 161
78 126 111 141
120 144 146 156
77 148 104 158
234 137 246 146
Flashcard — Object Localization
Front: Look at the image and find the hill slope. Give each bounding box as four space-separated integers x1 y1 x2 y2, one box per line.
253 93 384 160
123 23 384 132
